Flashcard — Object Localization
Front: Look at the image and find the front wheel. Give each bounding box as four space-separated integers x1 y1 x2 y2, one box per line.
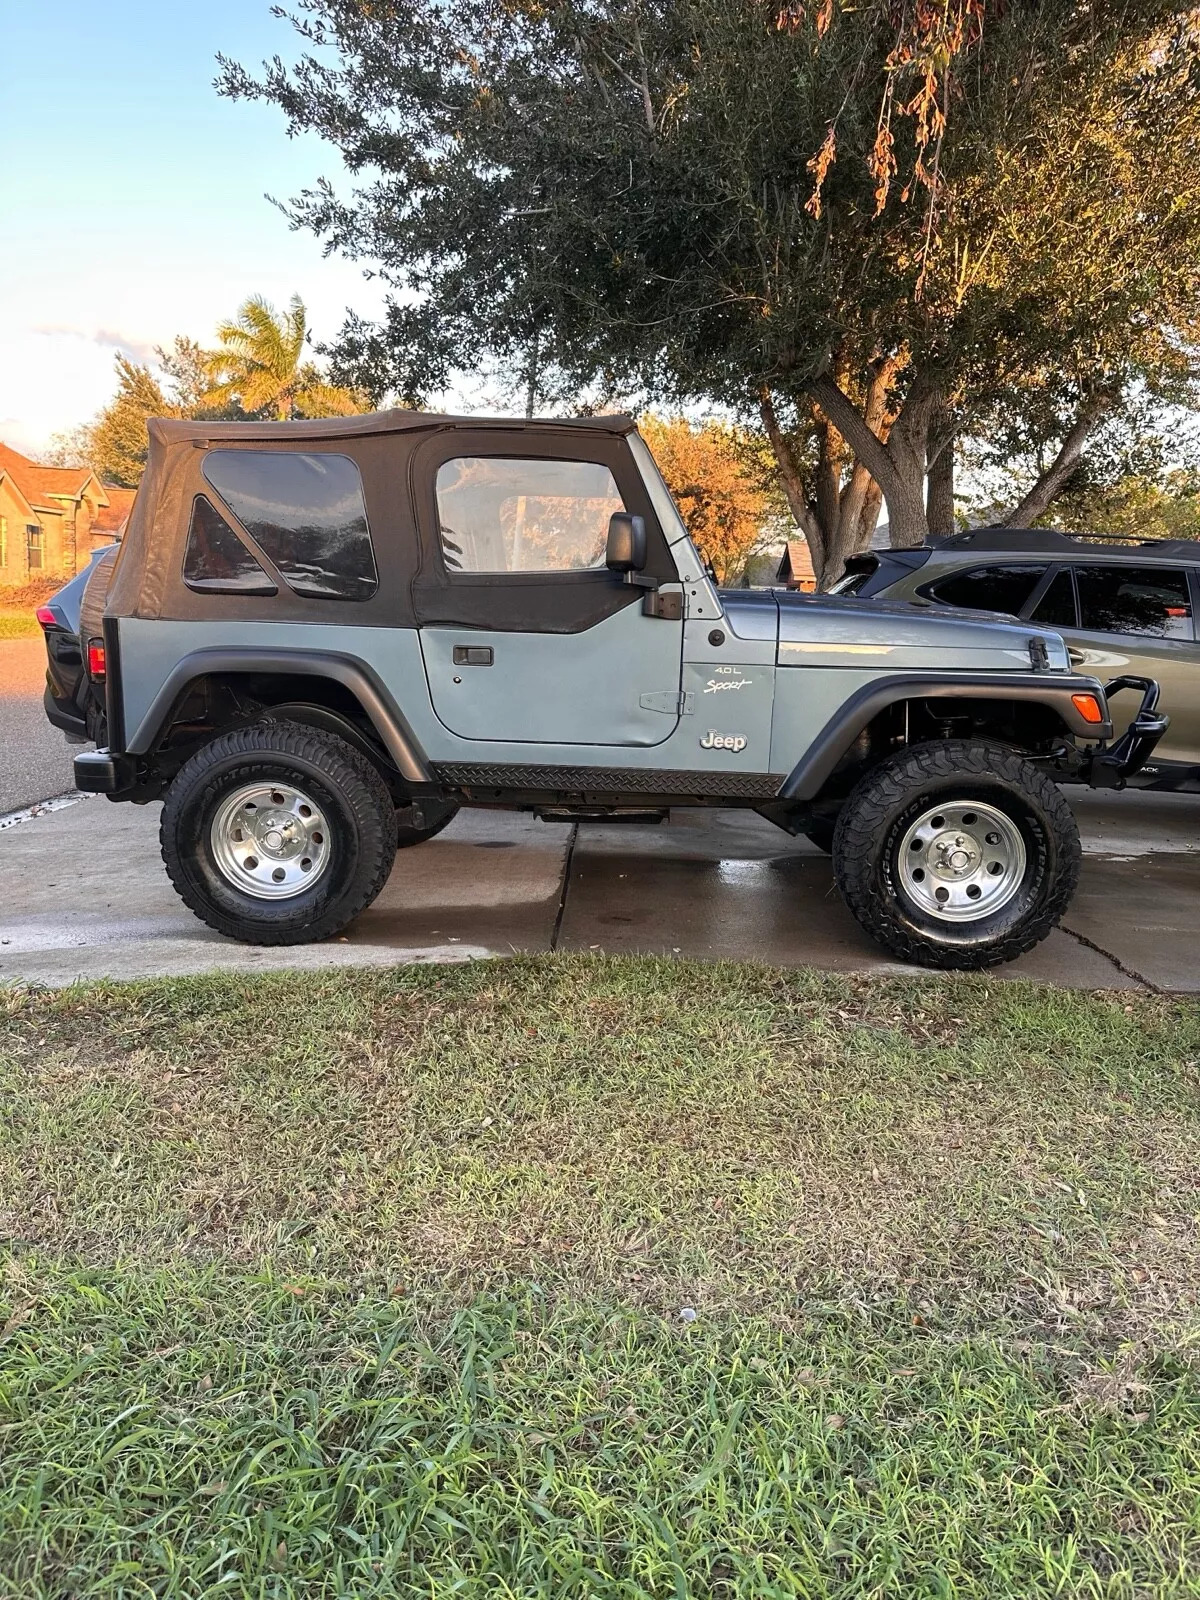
161 720 398 945
832 741 1081 970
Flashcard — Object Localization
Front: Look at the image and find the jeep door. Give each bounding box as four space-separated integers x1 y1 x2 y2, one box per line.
413 431 685 746
1029 561 1200 765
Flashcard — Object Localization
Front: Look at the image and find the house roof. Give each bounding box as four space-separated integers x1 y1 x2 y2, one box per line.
92 487 136 535
0 443 98 509
776 537 817 584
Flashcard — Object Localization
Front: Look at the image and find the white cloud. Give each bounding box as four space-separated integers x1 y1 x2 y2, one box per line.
31 324 160 366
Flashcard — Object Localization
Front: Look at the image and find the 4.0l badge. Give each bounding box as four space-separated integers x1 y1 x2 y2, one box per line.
700 729 748 752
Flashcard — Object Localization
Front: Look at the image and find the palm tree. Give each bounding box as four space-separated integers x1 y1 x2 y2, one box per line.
203 294 364 420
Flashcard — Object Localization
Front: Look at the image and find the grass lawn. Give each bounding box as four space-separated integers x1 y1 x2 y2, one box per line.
0 610 41 640
2 956 1199 1596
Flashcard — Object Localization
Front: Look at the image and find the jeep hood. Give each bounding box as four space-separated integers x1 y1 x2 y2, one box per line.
721 589 1071 672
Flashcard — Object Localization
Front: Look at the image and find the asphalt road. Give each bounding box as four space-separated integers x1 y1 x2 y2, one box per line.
0 638 78 814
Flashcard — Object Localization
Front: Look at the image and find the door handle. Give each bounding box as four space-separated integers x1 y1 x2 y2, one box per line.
452 645 494 666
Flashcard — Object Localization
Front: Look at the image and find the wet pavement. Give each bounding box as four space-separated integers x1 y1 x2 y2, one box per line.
0 786 1196 990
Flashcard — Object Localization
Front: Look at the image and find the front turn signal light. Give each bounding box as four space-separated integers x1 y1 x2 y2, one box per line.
1071 692 1104 725
87 639 106 680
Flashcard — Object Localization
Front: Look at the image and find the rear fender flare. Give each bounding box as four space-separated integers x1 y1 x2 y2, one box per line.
124 647 430 783
781 673 1111 802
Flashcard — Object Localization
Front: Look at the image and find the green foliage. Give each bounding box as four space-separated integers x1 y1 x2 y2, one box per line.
218 1 1200 546
1052 471 1200 542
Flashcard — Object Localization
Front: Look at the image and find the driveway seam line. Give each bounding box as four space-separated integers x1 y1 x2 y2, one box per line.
550 823 579 952
1059 921 1161 994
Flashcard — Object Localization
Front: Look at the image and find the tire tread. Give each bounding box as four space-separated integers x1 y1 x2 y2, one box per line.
160 720 397 946
832 740 1080 970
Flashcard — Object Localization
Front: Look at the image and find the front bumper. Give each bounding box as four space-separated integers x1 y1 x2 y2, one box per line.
1086 676 1170 788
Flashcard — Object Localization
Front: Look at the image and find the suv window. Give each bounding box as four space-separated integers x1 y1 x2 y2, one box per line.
928 564 1047 616
1074 564 1193 638
201 450 378 601
183 495 277 594
435 456 624 574
1030 568 1077 627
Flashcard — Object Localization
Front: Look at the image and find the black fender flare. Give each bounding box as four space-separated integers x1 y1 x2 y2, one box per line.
124 647 431 784
780 672 1111 802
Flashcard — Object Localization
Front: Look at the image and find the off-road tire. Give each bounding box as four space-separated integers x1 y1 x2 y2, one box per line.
832 740 1080 970
161 720 397 946
396 799 460 849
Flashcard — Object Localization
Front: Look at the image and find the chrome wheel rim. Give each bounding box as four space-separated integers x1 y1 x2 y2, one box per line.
897 800 1026 924
209 782 331 900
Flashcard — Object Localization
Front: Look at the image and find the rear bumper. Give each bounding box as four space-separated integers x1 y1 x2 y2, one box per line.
73 747 139 794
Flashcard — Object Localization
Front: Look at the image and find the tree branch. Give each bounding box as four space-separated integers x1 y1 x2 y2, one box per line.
802 373 903 503
1003 394 1113 526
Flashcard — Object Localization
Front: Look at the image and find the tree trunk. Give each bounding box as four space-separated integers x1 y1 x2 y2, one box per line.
760 388 826 578
856 480 884 547
804 370 933 550
524 327 540 418
1002 394 1111 525
885 478 931 547
926 434 955 536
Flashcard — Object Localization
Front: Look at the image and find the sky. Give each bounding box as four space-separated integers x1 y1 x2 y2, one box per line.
0 0 389 458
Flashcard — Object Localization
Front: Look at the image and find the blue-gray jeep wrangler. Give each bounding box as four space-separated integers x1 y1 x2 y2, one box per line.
70 411 1166 969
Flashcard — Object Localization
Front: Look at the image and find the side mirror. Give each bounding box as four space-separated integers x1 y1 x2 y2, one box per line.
606 512 646 574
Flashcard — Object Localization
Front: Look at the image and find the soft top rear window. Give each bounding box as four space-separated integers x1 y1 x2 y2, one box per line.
202 450 378 601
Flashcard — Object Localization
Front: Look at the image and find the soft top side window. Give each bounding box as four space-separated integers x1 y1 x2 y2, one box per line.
435 456 625 574
926 563 1047 616
201 450 377 601
182 495 277 595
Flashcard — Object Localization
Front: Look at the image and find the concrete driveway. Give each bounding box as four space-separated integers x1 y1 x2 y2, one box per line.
1 786 1196 990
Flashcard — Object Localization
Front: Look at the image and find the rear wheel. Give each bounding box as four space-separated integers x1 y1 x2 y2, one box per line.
832 740 1080 969
161 720 397 945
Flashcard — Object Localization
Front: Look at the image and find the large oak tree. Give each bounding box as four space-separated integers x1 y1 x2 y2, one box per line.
220 1 1200 579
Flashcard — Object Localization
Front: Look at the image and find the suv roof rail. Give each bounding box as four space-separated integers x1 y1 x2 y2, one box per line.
930 526 1200 559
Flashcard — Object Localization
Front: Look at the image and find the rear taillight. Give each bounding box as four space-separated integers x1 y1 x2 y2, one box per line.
87 639 106 680
35 605 58 629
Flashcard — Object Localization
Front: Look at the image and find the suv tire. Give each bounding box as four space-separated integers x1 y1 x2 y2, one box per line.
161 720 397 946
833 740 1080 970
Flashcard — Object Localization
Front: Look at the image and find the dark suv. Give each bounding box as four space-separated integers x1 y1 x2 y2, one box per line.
838 529 1199 790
